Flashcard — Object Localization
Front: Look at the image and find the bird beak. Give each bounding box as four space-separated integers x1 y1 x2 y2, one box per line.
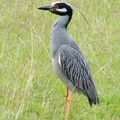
38 6 52 11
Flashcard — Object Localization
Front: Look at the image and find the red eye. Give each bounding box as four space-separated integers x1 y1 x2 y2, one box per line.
54 5 59 9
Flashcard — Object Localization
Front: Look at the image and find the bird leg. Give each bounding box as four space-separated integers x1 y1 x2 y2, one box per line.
64 86 71 120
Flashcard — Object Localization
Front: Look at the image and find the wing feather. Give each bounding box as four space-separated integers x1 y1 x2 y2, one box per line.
59 45 92 91
59 44 99 105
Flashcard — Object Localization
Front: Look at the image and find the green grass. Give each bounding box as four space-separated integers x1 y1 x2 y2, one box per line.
0 0 120 120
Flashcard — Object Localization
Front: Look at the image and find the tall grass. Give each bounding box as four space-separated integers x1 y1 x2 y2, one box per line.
0 0 120 120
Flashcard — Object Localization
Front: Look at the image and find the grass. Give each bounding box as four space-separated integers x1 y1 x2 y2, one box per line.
0 0 120 120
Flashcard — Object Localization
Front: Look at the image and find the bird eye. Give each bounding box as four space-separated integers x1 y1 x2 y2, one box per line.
54 5 59 9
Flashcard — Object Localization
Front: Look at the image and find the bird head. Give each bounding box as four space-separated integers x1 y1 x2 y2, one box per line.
38 1 73 16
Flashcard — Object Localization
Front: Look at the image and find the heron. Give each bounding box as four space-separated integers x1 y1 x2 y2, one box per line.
38 1 99 120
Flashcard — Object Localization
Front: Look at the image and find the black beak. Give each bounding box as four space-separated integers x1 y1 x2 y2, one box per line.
38 6 52 10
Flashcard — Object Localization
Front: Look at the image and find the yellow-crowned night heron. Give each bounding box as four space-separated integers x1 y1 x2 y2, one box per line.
38 1 99 120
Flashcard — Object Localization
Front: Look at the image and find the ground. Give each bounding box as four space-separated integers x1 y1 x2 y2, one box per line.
0 0 120 120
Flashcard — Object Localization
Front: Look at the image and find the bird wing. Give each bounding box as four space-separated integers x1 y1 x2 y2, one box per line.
58 44 95 94
58 44 99 106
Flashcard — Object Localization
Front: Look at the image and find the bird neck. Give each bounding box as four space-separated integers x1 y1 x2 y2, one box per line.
53 14 72 29
50 14 72 58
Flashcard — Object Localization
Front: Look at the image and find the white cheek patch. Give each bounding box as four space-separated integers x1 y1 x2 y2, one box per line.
57 8 67 12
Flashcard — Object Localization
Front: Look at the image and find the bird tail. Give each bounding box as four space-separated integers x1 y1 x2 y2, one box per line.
88 94 100 107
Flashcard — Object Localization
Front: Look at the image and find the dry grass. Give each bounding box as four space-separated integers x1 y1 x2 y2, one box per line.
0 0 120 120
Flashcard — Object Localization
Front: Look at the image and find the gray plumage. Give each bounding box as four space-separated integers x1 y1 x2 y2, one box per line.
38 1 99 106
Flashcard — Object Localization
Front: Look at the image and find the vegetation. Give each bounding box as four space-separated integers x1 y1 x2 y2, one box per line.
0 0 120 119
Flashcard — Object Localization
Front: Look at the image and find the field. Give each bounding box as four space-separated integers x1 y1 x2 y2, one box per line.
0 0 120 120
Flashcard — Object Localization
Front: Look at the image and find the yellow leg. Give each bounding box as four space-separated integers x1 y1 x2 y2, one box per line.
64 86 71 120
